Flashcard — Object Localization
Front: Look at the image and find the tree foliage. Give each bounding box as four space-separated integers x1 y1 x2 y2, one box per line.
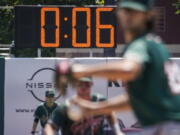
173 0 180 14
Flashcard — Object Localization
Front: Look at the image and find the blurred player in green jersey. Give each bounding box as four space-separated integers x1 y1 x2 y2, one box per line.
55 0 180 134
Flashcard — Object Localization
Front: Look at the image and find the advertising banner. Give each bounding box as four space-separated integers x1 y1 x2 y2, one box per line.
4 58 136 135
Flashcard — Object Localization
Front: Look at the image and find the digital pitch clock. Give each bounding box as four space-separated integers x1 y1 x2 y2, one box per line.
15 5 117 48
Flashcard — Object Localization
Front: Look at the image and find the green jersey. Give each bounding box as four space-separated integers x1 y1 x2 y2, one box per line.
34 103 58 128
123 33 180 126
50 94 106 135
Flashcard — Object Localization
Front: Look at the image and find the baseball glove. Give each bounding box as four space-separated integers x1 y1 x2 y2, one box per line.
55 61 77 95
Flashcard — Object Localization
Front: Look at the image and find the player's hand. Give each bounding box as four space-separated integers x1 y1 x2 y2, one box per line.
55 61 77 95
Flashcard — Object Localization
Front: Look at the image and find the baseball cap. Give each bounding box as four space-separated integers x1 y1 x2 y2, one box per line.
117 0 154 12
45 90 55 97
78 77 92 82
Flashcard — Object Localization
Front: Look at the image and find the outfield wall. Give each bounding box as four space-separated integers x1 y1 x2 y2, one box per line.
3 58 180 135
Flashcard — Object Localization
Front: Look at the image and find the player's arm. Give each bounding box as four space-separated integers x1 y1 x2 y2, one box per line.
72 60 141 81
31 118 39 135
91 93 131 115
73 93 131 117
71 41 149 82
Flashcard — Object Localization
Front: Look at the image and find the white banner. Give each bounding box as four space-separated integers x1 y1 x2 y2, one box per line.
4 58 136 135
